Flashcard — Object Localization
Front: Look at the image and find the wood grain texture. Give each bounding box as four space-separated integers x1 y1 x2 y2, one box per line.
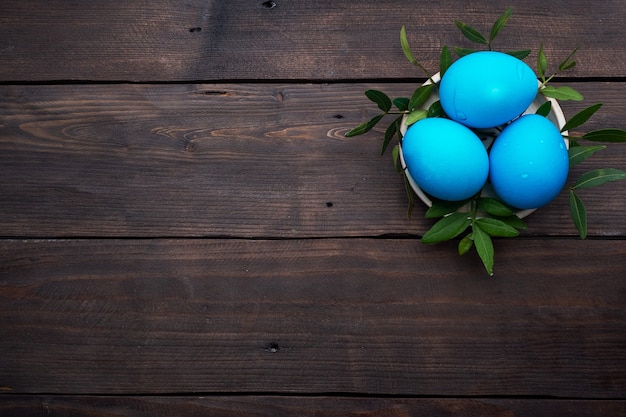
1 238 625 397
0 0 625 81
2 83 626 238
1 395 625 417
1 0 625 412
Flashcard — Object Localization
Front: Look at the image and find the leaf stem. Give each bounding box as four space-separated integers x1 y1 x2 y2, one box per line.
538 73 555 90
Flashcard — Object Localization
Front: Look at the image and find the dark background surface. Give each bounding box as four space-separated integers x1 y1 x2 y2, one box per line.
1 1 625 415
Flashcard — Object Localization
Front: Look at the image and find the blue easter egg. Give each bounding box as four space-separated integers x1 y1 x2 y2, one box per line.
402 118 489 201
489 114 569 209
439 51 538 128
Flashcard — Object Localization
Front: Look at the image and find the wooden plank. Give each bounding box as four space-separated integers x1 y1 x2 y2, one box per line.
0 0 625 81
2 82 626 238
1 395 625 417
1 238 624 397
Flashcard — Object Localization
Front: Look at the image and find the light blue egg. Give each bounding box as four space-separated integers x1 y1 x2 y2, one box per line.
439 51 537 128
489 114 569 209
402 118 489 201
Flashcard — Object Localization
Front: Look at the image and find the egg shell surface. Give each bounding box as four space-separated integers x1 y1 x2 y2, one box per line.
439 51 538 128
489 114 569 209
402 118 489 201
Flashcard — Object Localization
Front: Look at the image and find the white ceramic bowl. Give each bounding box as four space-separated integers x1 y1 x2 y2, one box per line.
398 72 569 219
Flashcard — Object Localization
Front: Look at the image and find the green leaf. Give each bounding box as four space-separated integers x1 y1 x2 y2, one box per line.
455 20 488 44
540 86 584 101
392 144 402 173
344 114 384 137
409 84 434 111
458 233 474 256
535 101 552 117
561 103 602 132
537 43 548 81
421 212 471 244
572 168 626 190
582 128 626 143
393 97 410 112
569 190 587 239
475 218 520 237
398 28 433 79
402 172 415 219
428 100 444 118
344 120 372 137
365 89 392 113
558 46 579 72
400 26 416 64
453 46 478 57
381 116 401 155
506 49 531 59
425 199 469 219
439 45 452 77
568 145 606 167
473 224 494 276
489 7 513 43
477 197 514 217
497 215 527 230
405 109 428 126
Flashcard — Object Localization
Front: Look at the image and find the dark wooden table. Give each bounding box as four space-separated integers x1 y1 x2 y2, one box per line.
1 1 625 415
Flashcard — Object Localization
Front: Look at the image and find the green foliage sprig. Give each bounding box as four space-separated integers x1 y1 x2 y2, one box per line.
345 7 626 275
